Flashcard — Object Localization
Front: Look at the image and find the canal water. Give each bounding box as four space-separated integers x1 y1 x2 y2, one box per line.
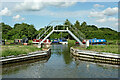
2 44 119 78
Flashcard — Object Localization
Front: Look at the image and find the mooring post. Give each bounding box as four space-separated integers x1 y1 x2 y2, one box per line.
38 43 42 48
38 45 41 48
67 27 68 30
86 40 89 48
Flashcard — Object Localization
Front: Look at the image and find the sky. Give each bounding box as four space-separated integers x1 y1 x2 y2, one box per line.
0 0 119 31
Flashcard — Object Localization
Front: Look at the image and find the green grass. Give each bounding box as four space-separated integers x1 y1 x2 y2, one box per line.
68 39 119 54
1 45 42 57
5 40 33 45
28 40 33 44
106 40 119 45
5 40 14 44
74 45 119 54
68 39 76 47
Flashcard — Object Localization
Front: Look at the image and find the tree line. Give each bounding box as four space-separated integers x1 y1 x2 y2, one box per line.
1 19 119 40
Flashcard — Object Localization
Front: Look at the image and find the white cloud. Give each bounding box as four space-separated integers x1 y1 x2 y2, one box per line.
47 2 76 7
0 7 11 16
96 18 107 23
96 17 117 23
108 17 118 22
103 7 118 16
89 7 118 18
15 1 43 11
94 4 104 8
14 0 77 11
13 14 20 19
31 9 89 18
89 6 118 31
13 14 25 21
89 11 105 18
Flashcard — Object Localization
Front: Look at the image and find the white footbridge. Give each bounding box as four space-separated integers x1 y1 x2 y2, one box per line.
36 21 86 48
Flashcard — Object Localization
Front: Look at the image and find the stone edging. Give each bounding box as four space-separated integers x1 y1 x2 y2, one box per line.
0 48 51 64
70 47 120 65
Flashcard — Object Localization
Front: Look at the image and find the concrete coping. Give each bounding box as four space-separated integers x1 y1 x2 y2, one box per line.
0 48 51 60
71 47 120 58
0 52 48 62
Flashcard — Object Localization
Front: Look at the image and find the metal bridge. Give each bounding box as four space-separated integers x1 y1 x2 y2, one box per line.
36 21 86 48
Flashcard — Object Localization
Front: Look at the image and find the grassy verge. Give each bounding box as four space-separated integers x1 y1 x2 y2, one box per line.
67 39 119 54
68 39 76 47
1 45 42 57
106 40 119 45
5 40 33 45
74 45 119 54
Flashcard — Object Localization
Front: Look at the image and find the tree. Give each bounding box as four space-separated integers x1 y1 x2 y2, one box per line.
27 24 37 40
64 19 72 26
81 21 87 27
1 22 12 39
22 35 27 38
1 20 119 40
74 20 80 29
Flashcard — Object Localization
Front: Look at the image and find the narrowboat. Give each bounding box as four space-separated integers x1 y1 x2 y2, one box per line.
32 39 51 44
89 38 107 45
51 39 59 43
82 38 107 45
59 38 68 44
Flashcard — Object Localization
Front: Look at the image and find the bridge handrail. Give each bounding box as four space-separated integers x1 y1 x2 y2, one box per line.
39 26 53 39
36 21 65 39
65 21 85 40
36 27 47 39
36 20 86 41
68 25 85 41
72 26 85 38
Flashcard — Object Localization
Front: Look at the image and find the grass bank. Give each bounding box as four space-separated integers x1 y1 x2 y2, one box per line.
1 45 42 57
74 45 119 54
68 39 119 54
106 40 119 45
68 39 76 47
5 40 33 45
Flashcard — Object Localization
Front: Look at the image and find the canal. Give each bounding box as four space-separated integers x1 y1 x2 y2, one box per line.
2 44 119 78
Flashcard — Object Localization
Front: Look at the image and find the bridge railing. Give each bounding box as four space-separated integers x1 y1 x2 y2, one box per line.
36 20 86 45
37 24 85 41
36 26 53 39
67 25 85 42
40 26 53 39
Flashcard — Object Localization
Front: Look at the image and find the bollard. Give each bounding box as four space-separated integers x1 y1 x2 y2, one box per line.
38 45 41 48
86 40 89 48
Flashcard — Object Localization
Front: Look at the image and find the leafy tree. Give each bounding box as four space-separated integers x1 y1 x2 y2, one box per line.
74 20 80 29
1 23 12 39
1 20 119 40
22 35 27 38
81 21 87 27
27 24 37 39
64 19 72 26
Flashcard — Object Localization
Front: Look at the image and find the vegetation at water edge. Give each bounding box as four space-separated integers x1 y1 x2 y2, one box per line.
1 45 42 57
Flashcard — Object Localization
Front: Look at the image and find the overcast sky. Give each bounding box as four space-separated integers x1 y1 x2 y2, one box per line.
0 0 119 31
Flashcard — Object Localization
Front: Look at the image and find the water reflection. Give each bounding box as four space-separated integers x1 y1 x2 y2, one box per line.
2 57 50 75
51 44 72 65
71 54 120 69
